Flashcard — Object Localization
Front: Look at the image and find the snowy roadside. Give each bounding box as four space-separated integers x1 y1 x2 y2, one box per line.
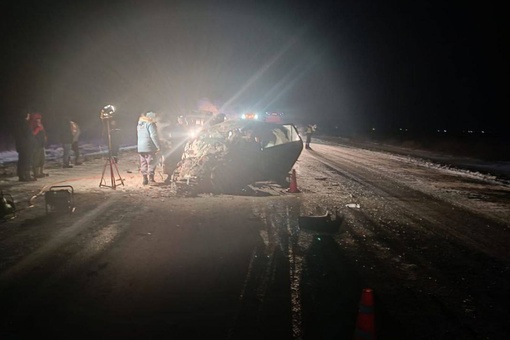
3 139 510 184
0 145 140 212
2 138 510 216
0 144 137 181
316 137 510 183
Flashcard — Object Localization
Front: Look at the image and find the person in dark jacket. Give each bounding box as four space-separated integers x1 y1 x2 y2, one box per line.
70 120 82 165
137 111 161 185
14 112 36 181
59 116 82 167
59 115 74 168
29 112 48 178
304 124 317 149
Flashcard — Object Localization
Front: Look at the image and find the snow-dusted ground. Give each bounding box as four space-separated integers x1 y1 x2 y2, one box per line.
2 140 510 184
1 137 509 339
0 143 137 177
0 143 136 166
317 137 510 183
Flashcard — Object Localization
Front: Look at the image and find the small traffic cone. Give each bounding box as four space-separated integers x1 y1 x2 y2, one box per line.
287 169 300 193
354 288 376 340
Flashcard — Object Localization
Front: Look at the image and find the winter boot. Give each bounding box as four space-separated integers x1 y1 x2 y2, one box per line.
34 167 45 178
142 175 149 186
24 171 36 181
39 166 49 177
149 174 156 183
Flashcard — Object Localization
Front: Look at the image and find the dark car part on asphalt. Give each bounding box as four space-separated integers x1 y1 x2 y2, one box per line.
298 209 343 233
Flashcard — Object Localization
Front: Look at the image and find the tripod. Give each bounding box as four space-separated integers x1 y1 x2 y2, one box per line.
99 119 124 189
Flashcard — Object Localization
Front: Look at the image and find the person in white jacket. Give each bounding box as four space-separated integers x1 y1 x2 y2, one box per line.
137 111 161 185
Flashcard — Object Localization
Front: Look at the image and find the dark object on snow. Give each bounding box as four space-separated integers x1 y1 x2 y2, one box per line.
172 120 303 194
298 210 343 233
1 191 16 221
45 185 75 215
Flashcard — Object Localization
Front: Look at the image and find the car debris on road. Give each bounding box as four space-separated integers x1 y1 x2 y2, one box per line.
171 120 303 194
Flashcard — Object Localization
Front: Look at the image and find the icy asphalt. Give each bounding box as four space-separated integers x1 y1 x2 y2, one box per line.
2 139 510 212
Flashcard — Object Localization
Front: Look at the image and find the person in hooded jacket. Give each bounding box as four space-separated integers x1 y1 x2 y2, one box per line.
29 112 48 178
137 111 161 185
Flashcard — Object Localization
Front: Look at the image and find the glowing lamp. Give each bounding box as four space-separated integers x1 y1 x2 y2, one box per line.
100 105 116 120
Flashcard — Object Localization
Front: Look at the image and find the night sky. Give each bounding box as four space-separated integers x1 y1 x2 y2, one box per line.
0 0 507 145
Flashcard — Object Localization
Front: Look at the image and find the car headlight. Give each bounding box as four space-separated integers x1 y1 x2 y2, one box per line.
188 127 201 138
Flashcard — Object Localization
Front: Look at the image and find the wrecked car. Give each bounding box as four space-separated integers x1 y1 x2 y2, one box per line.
170 119 303 194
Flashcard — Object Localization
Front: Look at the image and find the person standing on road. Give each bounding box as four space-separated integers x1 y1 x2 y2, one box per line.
70 120 82 165
305 124 317 149
29 112 48 178
14 112 36 181
137 111 161 185
60 116 82 168
59 115 74 168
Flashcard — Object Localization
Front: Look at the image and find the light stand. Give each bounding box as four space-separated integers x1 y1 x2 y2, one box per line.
99 105 124 189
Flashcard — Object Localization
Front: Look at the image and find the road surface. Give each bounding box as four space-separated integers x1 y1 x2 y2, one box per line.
1 141 509 339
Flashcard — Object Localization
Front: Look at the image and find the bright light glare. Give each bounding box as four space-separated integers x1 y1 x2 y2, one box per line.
188 127 201 138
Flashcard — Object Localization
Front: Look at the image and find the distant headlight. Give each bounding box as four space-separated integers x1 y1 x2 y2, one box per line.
241 113 257 120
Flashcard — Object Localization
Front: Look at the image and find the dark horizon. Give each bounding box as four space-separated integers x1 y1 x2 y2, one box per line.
1 0 508 149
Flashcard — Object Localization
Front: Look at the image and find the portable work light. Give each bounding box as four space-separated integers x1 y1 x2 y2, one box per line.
100 105 116 120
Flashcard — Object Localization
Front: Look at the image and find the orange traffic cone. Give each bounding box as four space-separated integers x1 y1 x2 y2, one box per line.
354 288 376 340
287 169 300 193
